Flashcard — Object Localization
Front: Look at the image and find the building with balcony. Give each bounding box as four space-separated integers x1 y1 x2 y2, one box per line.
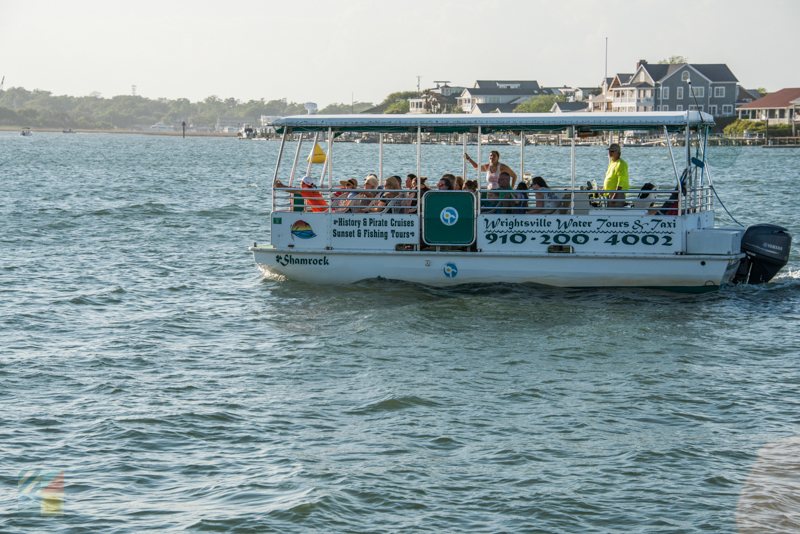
408 82 467 114
598 60 743 117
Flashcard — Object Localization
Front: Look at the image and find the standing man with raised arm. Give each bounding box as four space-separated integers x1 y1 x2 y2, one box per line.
464 150 517 189
604 143 629 208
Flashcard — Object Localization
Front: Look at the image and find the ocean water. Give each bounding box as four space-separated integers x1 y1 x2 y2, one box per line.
2 132 799 533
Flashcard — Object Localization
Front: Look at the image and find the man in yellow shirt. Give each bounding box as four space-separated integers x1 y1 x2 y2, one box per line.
604 143 629 208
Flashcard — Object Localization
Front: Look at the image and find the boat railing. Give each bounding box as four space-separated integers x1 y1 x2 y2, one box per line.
272 186 417 214
476 187 704 214
272 185 713 215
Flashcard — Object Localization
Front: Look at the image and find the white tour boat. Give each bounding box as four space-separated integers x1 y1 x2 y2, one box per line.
250 112 791 291
20 127 33 137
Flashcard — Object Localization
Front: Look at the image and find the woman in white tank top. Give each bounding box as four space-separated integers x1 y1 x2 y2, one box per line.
464 150 517 190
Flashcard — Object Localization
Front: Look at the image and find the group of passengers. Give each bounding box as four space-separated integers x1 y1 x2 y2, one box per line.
276 143 634 214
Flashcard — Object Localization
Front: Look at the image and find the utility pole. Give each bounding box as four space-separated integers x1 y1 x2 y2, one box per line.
604 38 607 81
417 76 421 93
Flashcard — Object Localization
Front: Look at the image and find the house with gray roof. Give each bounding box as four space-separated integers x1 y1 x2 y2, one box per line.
588 74 632 112
457 81 546 113
408 81 467 114
551 101 590 113
608 60 742 117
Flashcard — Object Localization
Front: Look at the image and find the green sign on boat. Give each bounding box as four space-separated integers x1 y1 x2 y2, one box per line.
422 191 476 245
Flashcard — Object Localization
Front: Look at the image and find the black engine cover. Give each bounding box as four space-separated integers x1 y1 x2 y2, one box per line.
734 224 792 284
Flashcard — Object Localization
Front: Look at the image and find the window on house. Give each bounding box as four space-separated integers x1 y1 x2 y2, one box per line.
677 87 683 100
682 72 690 82
676 105 683 111
691 87 704 98
662 105 669 111
722 105 733 115
689 105 703 112
709 105 718 115
662 87 669 99
714 87 725 98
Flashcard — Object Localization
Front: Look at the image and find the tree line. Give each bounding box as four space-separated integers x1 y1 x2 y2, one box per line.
0 86 579 130
0 87 378 129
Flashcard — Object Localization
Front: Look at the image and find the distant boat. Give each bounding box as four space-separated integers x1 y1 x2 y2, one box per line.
149 123 173 132
20 127 32 137
62 128 76 134
238 125 256 139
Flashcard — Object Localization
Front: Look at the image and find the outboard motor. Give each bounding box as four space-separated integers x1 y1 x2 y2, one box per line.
733 224 792 284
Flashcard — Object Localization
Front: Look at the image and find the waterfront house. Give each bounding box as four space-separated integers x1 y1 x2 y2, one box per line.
409 82 467 114
457 81 545 113
549 86 597 102
588 75 633 112
736 88 800 126
551 101 590 113
604 60 742 117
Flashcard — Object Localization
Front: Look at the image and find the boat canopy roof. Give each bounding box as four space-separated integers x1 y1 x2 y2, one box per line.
272 111 714 134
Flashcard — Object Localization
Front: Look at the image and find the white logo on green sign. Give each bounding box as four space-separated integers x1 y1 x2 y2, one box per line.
440 207 458 226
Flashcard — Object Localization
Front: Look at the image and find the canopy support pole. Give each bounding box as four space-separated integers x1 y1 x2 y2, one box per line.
272 129 287 213
305 131 319 178
416 126 421 181
462 133 467 180
665 126 681 186
327 127 333 190
379 133 384 185
289 133 304 186
520 131 525 183
477 127 482 187
570 126 575 214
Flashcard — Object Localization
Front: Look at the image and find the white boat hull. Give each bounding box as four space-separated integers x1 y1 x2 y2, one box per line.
252 248 742 291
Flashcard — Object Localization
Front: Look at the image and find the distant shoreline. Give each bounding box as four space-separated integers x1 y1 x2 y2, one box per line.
1 126 239 137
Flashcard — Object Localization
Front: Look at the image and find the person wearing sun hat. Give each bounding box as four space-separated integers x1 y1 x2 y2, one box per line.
347 174 379 213
604 143 629 208
332 178 358 212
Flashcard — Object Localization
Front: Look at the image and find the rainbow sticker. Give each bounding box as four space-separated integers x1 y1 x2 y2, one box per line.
290 220 316 240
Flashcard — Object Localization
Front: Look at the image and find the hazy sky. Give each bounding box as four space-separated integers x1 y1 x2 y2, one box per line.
2 0 797 106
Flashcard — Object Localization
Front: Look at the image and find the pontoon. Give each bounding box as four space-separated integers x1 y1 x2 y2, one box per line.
250 112 791 291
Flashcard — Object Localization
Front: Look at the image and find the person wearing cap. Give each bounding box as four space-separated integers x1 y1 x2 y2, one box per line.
275 176 328 212
604 143 629 208
333 178 358 212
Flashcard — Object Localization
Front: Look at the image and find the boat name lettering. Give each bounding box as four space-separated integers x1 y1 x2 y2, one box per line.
275 255 329 266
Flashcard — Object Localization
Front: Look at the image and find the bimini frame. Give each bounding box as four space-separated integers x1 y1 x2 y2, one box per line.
270 111 715 216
